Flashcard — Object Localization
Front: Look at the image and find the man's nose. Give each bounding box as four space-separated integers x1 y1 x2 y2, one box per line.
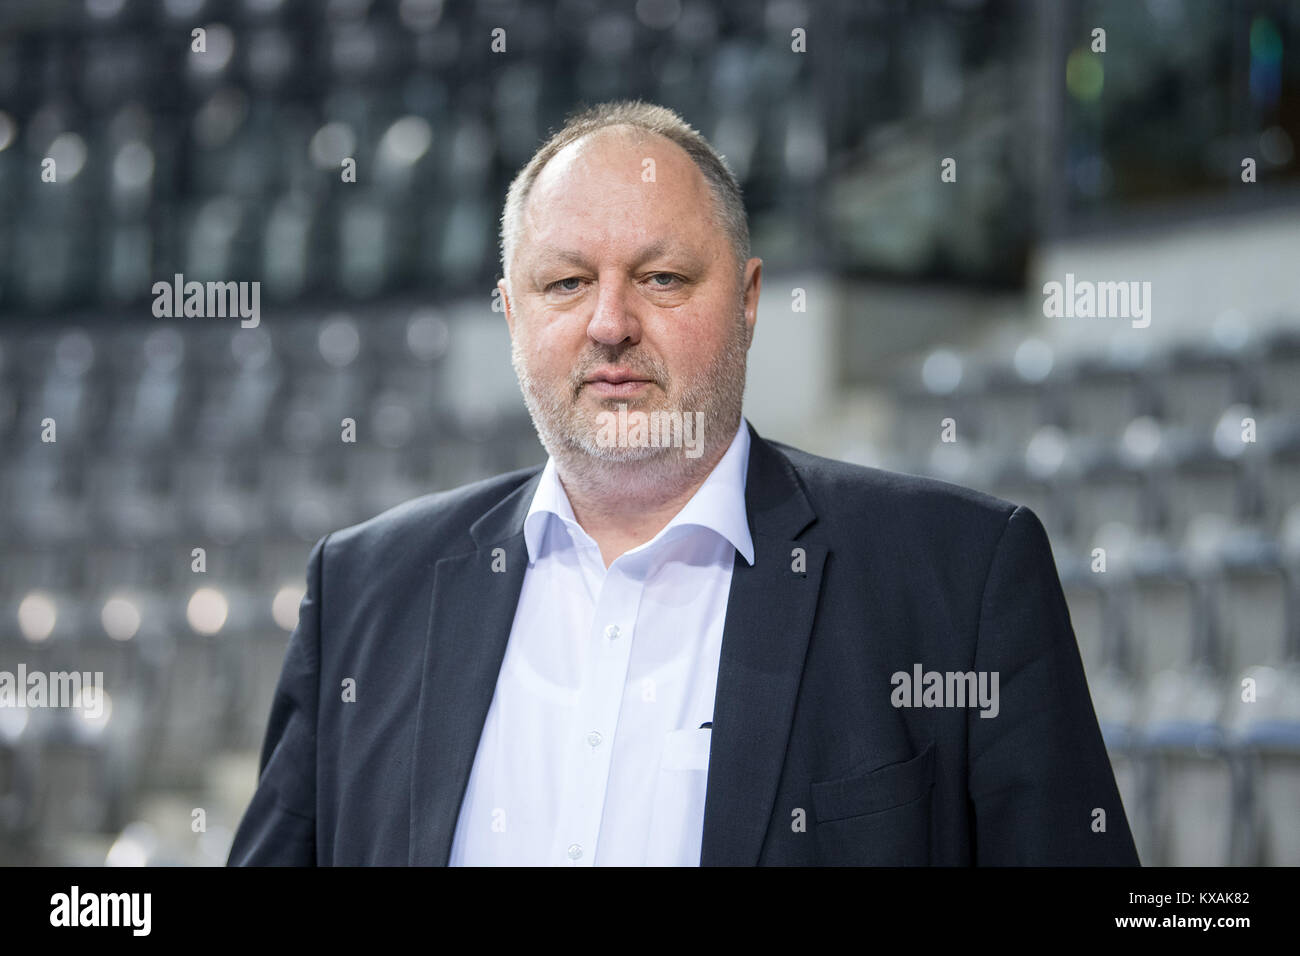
586 277 642 347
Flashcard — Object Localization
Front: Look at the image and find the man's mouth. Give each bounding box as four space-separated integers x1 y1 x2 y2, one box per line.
582 367 654 397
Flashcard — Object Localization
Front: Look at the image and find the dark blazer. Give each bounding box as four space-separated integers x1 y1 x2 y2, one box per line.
228 420 1140 866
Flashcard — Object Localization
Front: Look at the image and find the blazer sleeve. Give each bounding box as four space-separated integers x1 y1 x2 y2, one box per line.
227 533 328 866
967 506 1140 865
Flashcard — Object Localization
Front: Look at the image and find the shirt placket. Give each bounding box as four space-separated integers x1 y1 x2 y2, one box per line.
554 546 646 866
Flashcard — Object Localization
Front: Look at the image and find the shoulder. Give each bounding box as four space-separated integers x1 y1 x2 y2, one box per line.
317 465 540 570
764 437 1023 546
760 437 1055 610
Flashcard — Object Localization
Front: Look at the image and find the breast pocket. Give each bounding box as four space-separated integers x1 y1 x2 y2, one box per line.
660 726 713 770
809 741 936 865
644 728 712 866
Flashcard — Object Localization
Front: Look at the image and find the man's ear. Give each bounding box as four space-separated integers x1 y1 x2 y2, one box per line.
742 257 762 336
498 277 515 335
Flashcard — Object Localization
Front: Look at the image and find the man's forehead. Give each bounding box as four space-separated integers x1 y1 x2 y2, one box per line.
508 126 730 280
528 237 704 268
527 126 708 212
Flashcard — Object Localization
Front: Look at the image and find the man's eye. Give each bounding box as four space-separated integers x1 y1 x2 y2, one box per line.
547 277 584 293
647 273 682 288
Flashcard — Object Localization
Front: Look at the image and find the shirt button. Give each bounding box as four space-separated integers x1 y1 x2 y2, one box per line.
567 843 582 861
586 730 602 748
604 624 620 640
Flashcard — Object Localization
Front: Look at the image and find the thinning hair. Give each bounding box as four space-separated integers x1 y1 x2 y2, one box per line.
498 100 750 288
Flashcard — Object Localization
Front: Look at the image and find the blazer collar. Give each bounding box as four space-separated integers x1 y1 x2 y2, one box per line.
465 418 815 548
521 416 756 568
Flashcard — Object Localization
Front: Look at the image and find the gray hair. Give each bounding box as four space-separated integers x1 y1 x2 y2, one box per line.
498 100 750 288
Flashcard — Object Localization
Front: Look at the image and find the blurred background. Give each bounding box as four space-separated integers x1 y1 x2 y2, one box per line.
0 0 1298 866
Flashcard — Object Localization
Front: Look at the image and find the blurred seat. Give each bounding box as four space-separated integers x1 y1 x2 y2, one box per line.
1073 454 1154 550
1115 539 1208 679
188 326 283 451
101 326 190 452
1224 664 1300 865
1139 668 1235 866
1257 328 1300 419
1214 536 1288 675
1164 449 1244 543
973 354 1057 458
1088 666 1148 861
1155 342 1248 441
1062 351 1154 457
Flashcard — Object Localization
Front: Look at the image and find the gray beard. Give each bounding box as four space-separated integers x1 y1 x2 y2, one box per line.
511 304 751 495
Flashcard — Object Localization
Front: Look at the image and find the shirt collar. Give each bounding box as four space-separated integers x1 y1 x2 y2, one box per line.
523 416 754 567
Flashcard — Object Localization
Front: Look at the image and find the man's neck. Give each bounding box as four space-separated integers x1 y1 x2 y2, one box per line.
553 424 739 568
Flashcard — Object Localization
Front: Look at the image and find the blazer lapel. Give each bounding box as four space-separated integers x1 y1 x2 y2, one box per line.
409 470 540 866
700 424 827 866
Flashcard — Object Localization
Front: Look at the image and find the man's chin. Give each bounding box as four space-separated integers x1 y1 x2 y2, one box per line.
571 432 678 464
542 420 684 467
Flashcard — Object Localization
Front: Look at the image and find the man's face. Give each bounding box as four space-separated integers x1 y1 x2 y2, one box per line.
502 126 761 467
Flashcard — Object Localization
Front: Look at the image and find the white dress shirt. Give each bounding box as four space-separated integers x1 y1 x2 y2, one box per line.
448 417 754 866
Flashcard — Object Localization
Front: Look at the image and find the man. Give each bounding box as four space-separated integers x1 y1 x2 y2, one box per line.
229 100 1139 866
